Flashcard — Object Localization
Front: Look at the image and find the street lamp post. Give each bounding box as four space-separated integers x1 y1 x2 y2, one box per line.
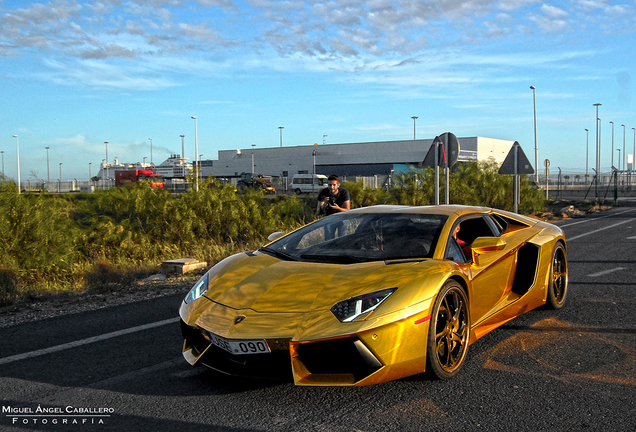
313 149 316 175
593 103 601 199
143 157 147 165
45 146 50 183
1 151 4 177
104 141 109 189
323 134 327 145
251 144 255 174
585 129 589 182
411 116 418 140
279 127 284 147
180 135 185 162
12 135 20 193
89 163 92 182
621 124 626 174
531 86 538 182
191 116 198 191
148 138 153 165
59 163 62 193
632 128 636 172
610 121 614 169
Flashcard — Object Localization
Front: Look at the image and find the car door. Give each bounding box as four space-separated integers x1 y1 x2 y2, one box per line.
449 214 517 326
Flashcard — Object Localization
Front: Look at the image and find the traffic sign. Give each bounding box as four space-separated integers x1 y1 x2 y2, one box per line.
498 141 535 175
423 132 460 168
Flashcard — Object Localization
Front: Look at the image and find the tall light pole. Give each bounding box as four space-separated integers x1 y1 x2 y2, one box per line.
148 138 153 165
251 144 255 174
585 129 589 182
59 163 62 193
609 121 614 169
632 128 635 172
1 150 4 177
104 141 109 189
13 135 20 194
191 116 198 191
323 134 327 145
89 162 92 181
411 116 418 140
279 126 284 147
180 135 185 161
45 146 50 183
622 124 626 172
593 103 601 199
313 149 316 175
531 86 539 182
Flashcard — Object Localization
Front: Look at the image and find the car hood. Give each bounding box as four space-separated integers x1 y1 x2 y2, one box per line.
203 251 441 313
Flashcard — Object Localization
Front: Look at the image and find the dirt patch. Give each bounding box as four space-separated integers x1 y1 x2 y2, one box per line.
533 200 612 221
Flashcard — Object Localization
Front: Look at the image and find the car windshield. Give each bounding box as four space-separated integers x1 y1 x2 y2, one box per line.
263 212 447 263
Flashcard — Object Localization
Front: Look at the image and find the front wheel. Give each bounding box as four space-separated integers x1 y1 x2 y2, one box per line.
546 242 568 309
426 280 470 380
294 188 302 195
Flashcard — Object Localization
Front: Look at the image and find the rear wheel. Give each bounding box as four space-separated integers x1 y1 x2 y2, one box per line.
426 280 470 379
546 242 568 309
294 188 302 195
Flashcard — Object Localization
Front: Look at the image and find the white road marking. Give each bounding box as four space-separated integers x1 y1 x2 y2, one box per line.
587 267 625 277
627 235 636 240
566 218 636 241
0 317 180 366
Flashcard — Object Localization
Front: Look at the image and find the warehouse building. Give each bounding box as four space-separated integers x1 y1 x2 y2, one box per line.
201 136 513 177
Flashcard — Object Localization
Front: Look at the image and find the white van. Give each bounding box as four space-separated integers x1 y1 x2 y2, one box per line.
291 174 328 194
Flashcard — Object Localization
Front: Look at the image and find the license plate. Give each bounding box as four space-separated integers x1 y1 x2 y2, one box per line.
207 331 270 355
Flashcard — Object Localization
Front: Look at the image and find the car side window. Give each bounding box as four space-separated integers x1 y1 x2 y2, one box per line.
445 237 468 263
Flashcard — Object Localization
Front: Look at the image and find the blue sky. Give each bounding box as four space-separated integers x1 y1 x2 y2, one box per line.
1 0 635 181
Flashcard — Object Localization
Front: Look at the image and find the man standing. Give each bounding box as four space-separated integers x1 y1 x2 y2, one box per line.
317 175 351 216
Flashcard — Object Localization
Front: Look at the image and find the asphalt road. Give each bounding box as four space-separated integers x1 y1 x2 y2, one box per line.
1 208 635 432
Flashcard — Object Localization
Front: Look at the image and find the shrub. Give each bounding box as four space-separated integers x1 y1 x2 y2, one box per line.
0 269 18 306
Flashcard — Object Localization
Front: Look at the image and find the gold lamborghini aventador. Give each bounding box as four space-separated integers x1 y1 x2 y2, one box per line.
179 205 568 386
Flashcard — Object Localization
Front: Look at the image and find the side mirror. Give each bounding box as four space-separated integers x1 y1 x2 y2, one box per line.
470 237 506 265
267 231 285 242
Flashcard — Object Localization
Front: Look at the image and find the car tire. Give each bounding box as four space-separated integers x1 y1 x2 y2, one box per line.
294 188 302 195
546 242 568 309
426 280 470 380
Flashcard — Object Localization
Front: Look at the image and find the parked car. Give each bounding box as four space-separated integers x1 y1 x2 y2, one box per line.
179 205 568 386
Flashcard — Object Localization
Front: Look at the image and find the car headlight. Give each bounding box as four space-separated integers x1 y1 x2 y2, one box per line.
184 273 209 304
331 288 397 322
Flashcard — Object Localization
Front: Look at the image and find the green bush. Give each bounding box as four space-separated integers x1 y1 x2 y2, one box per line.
0 269 18 306
0 181 81 284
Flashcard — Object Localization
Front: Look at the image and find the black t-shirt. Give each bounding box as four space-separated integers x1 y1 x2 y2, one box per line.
317 187 351 216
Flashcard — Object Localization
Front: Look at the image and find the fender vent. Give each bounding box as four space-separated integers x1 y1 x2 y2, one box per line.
511 243 540 295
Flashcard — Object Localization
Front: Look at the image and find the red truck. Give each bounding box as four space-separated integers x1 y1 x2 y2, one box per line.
115 170 164 188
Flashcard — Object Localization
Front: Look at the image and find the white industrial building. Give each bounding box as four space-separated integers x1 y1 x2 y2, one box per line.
199 137 515 185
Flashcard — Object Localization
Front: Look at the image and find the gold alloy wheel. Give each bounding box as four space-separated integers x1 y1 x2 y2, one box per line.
427 281 470 379
547 243 568 309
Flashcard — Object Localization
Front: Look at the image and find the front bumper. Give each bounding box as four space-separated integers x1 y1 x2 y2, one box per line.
180 308 431 386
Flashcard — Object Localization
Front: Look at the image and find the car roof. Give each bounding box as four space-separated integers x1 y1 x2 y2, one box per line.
345 205 540 226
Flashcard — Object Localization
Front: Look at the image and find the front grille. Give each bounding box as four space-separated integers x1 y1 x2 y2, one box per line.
200 338 293 381
296 337 382 383
180 319 210 356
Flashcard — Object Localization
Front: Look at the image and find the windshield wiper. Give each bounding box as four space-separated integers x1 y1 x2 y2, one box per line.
299 254 368 264
259 247 298 262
